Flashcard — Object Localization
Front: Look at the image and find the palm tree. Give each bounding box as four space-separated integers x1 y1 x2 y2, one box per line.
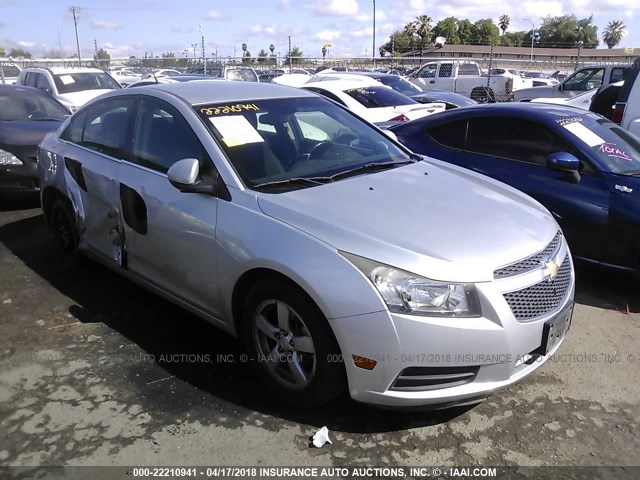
498 15 510 35
602 20 625 49
415 15 433 56
403 21 418 55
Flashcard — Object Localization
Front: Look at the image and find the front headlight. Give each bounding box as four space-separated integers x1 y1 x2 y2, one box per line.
341 252 481 317
0 149 23 166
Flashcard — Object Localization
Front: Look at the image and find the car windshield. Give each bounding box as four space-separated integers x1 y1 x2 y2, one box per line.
376 76 422 96
196 96 411 192
569 117 640 174
0 89 69 121
1 64 20 77
345 86 417 108
53 72 121 94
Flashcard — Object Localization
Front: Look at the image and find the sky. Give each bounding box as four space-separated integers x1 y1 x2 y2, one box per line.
0 0 638 61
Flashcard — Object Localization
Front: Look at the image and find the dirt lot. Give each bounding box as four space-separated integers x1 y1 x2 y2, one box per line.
1 198 639 477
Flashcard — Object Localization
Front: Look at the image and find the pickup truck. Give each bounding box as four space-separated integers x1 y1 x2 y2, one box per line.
408 59 515 102
514 64 630 101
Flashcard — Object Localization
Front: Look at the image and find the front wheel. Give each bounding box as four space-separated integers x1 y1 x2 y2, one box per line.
241 278 346 408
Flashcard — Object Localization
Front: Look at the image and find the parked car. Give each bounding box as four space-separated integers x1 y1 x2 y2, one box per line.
588 81 625 120
488 68 533 90
110 69 141 87
614 57 640 135
530 87 600 110
514 64 630 102
37 81 572 409
389 103 640 273
0 62 21 84
308 72 475 109
125 74 224 88
522 71 560 87
0 84 68 196
145 69 182 78
302 79 446 123
408 59 516 102
17 67 121 112
186 65 259 82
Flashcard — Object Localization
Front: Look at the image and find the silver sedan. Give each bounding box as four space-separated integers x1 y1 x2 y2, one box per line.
37 82 574 408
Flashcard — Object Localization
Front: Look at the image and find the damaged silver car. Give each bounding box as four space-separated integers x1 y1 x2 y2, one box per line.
38 82 574 409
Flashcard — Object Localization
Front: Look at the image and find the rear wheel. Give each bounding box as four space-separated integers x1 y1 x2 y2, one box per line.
241 278 346 408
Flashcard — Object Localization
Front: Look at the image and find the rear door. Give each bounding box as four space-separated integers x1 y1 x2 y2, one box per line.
58 96 136 264
452 115 610 261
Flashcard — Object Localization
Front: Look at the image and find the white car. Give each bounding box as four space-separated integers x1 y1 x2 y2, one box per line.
0 62 21 84
16 67 121 112
110 69 141 87
145 69 182 79
488 68 533 91
303 79 445 123
530 88 599 110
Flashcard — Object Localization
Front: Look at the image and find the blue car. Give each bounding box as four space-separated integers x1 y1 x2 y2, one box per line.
390 103 640 273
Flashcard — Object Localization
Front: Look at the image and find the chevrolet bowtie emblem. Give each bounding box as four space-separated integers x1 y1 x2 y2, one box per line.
543 260 560 280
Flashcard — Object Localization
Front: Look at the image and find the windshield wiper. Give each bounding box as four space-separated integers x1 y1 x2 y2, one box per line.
253 177 331 191
329 159 414 181
617 170 640 177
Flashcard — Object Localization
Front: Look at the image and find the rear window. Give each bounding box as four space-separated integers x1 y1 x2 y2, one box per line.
376 76 422 96
0 65 20 77
345 86 416 108
53 72 121 94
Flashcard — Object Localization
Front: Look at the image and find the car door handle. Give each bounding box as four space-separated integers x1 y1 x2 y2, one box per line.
429 80 435 84
64 157 87 192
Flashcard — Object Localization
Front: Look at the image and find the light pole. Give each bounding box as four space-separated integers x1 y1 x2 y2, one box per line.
523 18 534 65
372 0 376 63
198 24 206 74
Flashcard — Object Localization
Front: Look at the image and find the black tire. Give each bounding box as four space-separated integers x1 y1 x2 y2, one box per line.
51 199 80 262
241 278 346 408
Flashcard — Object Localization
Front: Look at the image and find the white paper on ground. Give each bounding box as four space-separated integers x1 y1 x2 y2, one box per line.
312 426 333 448
209 115 264 148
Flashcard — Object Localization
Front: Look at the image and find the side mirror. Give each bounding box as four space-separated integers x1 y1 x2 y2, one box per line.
382 130 399 142
547 152 581 183
168 158 217 195
546 152 579 172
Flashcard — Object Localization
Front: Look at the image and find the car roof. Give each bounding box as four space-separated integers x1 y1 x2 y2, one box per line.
390 102 598 128
119 80 318 105
23 67 105 74
304 79 381 91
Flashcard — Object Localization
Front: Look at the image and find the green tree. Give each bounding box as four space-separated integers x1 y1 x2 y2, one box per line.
602 20 625 49
379 31 412 56
285 46 303 65
403 21 418 53
456 19 474 45
257 49 268 64
498 15 510 37
160 51 176 68
415 15 433 55
538 14 598 48
242 49 252 65
9 48 32 59
0 46 6 57
503 31 527 47
432 17 460 45
473 19 500 45
94 48 111 68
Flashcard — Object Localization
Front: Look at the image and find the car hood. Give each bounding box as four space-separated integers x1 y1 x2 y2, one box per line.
0 120 63 155
57 89 115 107
257 161 558 283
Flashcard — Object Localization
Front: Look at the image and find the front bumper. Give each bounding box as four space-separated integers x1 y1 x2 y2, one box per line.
329 251 575 408
0 158 39 194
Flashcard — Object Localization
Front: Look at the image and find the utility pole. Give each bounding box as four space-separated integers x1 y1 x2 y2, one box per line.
69 6 82 63
94 39 98 67
288 36 291 67
372 0 376 65
523 18 534 66
57 27 64 59
198 24 206 74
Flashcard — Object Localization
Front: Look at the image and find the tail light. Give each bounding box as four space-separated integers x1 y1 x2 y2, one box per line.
612 103 625 124
389 114 410 122
505 78 513 95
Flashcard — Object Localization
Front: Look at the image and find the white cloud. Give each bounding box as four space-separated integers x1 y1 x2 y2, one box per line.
279 0 290 8
205 10 225 20
314 30 342 41
251 25 277 36
18 40 35 48
91 20 121 31
311 0 359 17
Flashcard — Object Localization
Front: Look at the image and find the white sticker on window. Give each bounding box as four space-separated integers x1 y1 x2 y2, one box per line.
562 122 605 147
209 115 264 148
59 75 75 85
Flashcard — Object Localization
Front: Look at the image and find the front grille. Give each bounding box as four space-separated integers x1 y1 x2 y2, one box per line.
390 366 479 392
494 231 562 279
503 257 572 322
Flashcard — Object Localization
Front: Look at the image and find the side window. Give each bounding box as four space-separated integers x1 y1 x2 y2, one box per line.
426 119 468 149
417 64 437 78
35 74 51 92
438 63 453 78
466 117 578 167
610 67 625 83
563 68 604 91
131 98 204 173
458 63 480 76
25 72 39 88
60 110 87 144
79 98 135 158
